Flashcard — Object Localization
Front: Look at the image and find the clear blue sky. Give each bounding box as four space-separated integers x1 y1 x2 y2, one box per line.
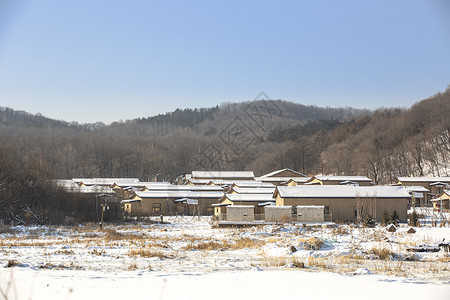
0 0 449 124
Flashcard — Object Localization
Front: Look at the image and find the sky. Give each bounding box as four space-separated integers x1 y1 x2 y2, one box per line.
0 0 449 124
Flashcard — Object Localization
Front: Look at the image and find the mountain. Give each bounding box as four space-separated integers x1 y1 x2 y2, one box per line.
0 90 448 183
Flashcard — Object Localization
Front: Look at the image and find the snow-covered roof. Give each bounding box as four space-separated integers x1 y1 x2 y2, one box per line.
186 179 215 185
73 186 117 194
191 171 255 179
397 177 450 183
113 182 172 189
174 198 199 205
145 185 224 191
313 175 373 182
259 168 306 178
135 191 224 199
73 178 140 186
228 181 274 188
404 186 430 193
256 177 310 183
230 187 275 194
54 180 79 189
222 194 275 203
276 186 411 199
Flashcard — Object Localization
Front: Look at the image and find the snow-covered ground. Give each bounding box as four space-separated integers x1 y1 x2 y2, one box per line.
1 217 449 299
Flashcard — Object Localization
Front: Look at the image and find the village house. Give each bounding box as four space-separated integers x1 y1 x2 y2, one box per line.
110 182 172 198
403 186 430 208
122 190 224 216
306 175 373 186
431 190 450 212
72 178 140 187
281 178 311 186
187 171 255 182
274 185 410 222
395 177 450 207
228 187 276 194
213 193 275 217
255 168 307 186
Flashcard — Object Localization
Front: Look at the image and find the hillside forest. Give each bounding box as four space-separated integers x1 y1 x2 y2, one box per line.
0 88 449 224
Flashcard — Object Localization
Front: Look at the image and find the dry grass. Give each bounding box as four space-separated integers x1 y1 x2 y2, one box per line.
260 255 289 267
184 240 229 251
6 259 20 267
231 237 264 250
128 248 171 259
307 257 329 270
90 248 106 256
331 226 349 236
370 247 394 260
298 237 324 250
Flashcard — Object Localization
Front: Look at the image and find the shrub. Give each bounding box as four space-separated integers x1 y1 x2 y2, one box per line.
299 237 324 250
381 210 390 226
391 210 399 225
408 210 419 227
363 215 376 228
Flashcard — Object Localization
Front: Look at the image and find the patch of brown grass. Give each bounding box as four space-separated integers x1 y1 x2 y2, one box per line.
184 240 230 251
307 256 329 270
128 248 171 258
299 237 324 250
370 247 393 260
231 237 264 250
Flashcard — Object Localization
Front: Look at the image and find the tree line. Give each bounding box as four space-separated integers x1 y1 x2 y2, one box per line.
0 90 449 224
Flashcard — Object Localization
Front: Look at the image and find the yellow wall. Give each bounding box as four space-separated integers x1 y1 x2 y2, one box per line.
276 197 407 221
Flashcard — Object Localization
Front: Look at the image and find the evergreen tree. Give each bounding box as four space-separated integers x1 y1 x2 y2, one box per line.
391 210 399 225
408 210 419 227
382 210 390 226
363 214 376 228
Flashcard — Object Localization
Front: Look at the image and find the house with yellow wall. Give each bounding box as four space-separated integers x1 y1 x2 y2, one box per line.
306 175 373 186
274 185 409 222
255 168 308 186
431 190 450 211
395 177 450 207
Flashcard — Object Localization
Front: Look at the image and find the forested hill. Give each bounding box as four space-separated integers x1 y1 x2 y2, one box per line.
0 89 449 184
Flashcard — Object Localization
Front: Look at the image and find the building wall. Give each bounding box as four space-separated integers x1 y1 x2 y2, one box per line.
277 196 407 221
227 206 254 222
265 206 292 222
296 206 324 222
128 197 219 216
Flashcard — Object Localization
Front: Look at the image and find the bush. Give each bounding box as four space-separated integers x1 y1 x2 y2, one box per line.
381 210 390 226
363 215 376 228
391 210 399 225
408 210 419 227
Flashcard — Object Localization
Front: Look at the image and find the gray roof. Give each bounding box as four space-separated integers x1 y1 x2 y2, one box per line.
145 185 224 191
397 177 450 183
404 186 430 193
257 177 310 183
314 175 373 182
276 186 411 199
73 178 140 186
230 187 275 194
72 186 116 194
259 168 306 178
135 191 224 199
222 194 276 202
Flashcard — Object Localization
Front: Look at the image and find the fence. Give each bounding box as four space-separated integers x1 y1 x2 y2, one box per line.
217 213 333 223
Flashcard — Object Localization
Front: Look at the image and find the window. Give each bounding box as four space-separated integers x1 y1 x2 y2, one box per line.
324 206 330 214
152 203 161 213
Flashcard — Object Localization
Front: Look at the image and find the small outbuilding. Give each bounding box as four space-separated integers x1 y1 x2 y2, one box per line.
265 206 292 223
226 205 254 222
296 205 324 222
